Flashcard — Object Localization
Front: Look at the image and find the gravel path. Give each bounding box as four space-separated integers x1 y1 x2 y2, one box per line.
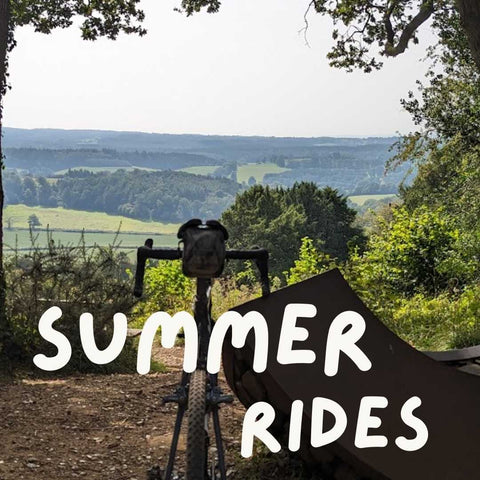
0 347 246 480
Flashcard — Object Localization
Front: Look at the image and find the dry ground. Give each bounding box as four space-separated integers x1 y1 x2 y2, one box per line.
0 347 246 480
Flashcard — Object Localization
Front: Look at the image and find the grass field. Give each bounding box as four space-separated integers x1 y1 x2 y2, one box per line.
180 163 290 183
3 229 178 252
348 194 397 206
3 205 179 234
237 163 290 183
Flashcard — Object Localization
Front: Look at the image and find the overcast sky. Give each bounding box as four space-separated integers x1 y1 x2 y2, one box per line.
4 0 435 137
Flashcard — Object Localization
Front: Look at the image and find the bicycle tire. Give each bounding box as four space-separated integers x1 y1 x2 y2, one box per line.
186 368 207 480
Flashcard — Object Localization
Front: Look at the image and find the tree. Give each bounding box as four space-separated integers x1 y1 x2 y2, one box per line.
388 8 480 229
0 0 9 368
283 183 365 258
22 176 37 206
455 0 480 71
0 1 146 362
221 182 364 277
37 176 56 207
221 184 306 276
27 214 41 229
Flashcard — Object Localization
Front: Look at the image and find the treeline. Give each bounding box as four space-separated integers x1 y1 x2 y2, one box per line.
4 169 239 223
4 147 221 175
5 174 57 207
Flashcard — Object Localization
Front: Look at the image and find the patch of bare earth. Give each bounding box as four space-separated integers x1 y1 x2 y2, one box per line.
0 347 246 480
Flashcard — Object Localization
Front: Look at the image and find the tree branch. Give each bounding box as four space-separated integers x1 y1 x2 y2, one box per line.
456 0 480 71
383 1 397 47
384 0 434 57
299 0 315 47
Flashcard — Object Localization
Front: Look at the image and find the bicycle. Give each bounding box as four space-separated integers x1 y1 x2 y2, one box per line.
134 219 270 480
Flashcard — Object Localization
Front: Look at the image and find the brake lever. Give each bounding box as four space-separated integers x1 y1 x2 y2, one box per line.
252 249 270 297
134 239 153 298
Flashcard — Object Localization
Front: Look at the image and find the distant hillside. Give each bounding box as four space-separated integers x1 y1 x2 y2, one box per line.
3 127 412 195
3 127 397 160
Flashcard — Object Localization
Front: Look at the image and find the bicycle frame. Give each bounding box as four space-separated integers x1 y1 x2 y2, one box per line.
135 233 270 480
158 277 231 480
195 278 213 371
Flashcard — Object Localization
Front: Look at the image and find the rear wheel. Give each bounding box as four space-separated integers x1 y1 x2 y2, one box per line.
186 369 207 480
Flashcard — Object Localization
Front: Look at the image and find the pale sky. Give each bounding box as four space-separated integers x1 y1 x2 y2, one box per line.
4 0 435 137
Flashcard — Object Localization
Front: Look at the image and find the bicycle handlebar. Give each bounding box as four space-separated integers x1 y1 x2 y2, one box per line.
225 249 270 297
134 243 182 297
134 240 270 298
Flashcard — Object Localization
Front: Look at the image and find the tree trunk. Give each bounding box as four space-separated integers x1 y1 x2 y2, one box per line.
0 0 10 368
456 0 480 72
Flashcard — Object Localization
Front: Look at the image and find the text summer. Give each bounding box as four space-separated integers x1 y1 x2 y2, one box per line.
34 305 429 457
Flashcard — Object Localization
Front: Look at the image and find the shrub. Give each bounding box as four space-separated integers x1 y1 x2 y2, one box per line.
285 237 338 286
131 259 195 327
358 205 470 297
5 233 137 372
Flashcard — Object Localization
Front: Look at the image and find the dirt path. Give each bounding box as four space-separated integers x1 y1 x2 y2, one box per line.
0 347 246 480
